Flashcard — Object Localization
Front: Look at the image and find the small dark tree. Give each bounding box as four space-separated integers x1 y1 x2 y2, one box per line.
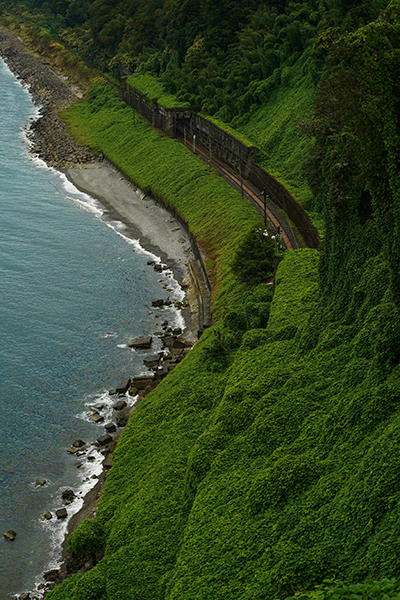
232 225 275 287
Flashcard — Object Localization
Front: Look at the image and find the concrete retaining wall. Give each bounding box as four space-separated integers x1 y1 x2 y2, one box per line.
118 81 320 249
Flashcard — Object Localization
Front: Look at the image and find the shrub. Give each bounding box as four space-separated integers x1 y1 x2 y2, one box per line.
67 519 106 556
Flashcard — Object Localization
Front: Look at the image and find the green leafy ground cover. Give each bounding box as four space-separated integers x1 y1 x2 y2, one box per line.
126 73 190 108
237 55 316 210
4 1 400 597
53 21 400 591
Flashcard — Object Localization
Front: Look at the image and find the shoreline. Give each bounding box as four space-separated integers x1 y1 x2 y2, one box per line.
0 25 209 599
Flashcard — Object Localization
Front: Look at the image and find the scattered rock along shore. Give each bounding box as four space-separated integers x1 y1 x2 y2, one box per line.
0 25 207 600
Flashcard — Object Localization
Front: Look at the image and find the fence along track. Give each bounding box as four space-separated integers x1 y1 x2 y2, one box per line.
118 83 320 250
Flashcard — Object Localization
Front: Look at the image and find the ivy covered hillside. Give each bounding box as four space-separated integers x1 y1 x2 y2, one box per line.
4 0 400 599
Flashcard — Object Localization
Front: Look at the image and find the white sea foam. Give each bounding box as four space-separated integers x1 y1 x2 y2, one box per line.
29 391 142 597
29 440 105 598
66 195 104 216
59 174 105 216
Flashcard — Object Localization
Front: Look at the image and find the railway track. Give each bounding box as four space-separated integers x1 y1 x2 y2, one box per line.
177 134 299 250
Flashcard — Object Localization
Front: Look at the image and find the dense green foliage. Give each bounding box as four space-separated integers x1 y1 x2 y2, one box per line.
290 579 400 600
231 225 275 287
4 0 400 598
67 519 106 556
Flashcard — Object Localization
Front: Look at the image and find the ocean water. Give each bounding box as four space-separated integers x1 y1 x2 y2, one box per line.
0 58 183 598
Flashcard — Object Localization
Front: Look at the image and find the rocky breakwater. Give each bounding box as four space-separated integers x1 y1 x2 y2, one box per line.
0 28 95 168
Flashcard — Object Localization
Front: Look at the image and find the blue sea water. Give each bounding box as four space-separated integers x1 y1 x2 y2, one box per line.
0 58 182 598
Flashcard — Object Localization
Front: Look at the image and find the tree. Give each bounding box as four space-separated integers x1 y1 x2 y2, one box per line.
231 225 275 287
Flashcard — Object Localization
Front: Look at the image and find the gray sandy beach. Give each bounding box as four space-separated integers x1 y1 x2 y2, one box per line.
65 161 196 285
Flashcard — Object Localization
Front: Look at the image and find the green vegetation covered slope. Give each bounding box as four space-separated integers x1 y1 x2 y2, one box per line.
44 3 400 597
4 0 400 597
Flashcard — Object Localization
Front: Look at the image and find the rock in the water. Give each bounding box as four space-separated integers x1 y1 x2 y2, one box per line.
19 593 30 600
94 403 104 410
35 478 46 486
113 399 127 410
67 446 79 454
3 529 16 541
154 263 162 272
62 489 75 502
128 335 152 349
56 508 67 519
73 439 86 448
143 353 163 367
105 422 116 433
152 298 164 307
97 434 113 446
115 377 131 394
44 569 60 582
91 412 104 423
44 512 52 520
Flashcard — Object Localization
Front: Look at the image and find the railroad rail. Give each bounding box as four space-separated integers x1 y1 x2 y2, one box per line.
177 133 299 250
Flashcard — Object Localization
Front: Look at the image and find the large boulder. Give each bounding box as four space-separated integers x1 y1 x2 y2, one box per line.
143 353 163 368
90 412 104 423
62 489 76 503
128 336 152 349
113 399 127 411
115 409 130 428
130 374 155 390
115 378 131 394
103 456 113 469
151 299 164 307
3 530 16 541
97 434 113 446
43 569 60 582
56 508 67 519
72 439 85 448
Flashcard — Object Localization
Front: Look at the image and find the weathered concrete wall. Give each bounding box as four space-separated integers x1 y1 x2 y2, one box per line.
118 82 320 249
